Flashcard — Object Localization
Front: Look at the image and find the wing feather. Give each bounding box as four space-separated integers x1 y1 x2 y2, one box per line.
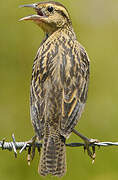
60 41 90 137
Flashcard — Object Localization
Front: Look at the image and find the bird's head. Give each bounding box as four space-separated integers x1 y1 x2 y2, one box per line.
19 1 72 34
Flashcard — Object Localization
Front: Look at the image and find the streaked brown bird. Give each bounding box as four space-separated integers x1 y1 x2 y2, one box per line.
20 1 94 177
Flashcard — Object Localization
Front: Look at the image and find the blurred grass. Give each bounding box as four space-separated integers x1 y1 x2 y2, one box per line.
0 0 118 179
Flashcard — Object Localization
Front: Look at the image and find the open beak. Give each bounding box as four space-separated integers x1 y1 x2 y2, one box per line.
19 3 44 22
19 4 37 9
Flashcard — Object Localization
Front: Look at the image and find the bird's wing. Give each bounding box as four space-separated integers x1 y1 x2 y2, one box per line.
60 42 90 137
30 49 48 140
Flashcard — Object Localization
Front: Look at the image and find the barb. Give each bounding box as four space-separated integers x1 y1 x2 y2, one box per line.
0 134 118 155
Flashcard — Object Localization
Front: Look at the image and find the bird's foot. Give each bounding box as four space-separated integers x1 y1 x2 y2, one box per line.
27 135 37 165
20 135 37 165
72 129 99 163
83 138 99 164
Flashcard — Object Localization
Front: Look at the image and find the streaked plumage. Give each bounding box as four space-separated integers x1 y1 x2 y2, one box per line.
20 1 90 177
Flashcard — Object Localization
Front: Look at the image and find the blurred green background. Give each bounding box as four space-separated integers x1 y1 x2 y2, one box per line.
0 0 118 179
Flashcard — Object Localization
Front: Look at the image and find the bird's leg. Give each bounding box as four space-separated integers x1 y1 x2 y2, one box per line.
27 135 37 165
19 135 37 165
72 129 99 163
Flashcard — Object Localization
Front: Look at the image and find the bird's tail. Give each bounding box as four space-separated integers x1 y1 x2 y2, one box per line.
38 134 66 177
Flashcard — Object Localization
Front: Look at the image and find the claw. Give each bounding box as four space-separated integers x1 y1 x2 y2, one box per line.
84 138 99 163
72 129 100 163
27 146 32 166
26 135 37 165
19 135 37 165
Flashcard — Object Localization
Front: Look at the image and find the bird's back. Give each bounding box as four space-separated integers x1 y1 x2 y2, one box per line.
30 27 89 176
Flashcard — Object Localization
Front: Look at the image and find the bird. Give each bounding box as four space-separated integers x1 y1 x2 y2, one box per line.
19 1 93 177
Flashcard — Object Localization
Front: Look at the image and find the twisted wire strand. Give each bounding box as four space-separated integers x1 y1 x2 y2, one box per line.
0 134 118 157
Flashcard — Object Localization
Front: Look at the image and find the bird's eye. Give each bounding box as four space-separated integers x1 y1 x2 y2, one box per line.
47 6 54 13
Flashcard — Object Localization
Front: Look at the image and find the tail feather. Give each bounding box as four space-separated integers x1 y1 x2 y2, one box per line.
38 135 66 177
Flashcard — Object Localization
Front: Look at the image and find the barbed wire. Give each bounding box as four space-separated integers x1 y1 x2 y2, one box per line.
0 134 118 159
